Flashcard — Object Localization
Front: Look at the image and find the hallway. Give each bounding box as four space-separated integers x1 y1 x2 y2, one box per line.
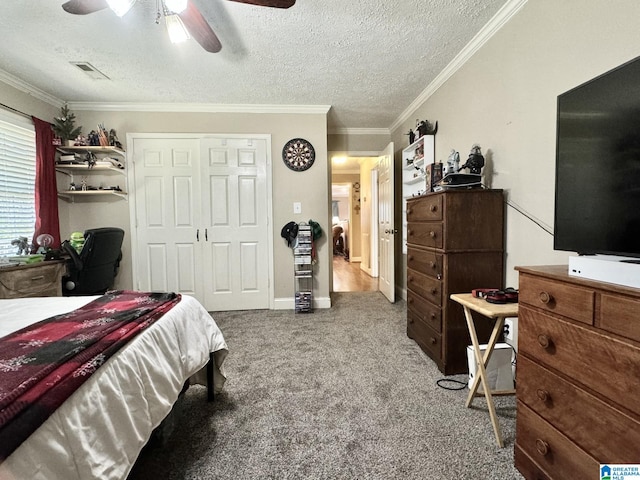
332 256 378 292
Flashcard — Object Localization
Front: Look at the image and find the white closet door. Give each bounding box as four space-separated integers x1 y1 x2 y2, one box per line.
132 138 202 297
200 137 270 311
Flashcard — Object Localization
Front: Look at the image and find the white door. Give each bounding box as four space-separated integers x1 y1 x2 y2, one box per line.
131 137 202 297
200 137 270 311
377 142 395 302
131 135 271 311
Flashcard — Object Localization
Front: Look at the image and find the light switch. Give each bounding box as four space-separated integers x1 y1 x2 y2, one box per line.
293 202 302 214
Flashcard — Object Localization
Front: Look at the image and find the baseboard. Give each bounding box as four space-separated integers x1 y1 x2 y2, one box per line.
398 286 407 301
273 296 331 310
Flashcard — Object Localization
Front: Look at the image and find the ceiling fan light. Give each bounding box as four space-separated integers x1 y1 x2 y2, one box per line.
165 14 191 44
105 0 136 17
164 0 188 14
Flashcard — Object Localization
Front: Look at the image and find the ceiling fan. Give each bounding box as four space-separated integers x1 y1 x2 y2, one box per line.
61 0 296 53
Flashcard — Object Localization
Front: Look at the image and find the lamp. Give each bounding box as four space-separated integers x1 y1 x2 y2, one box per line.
165 13 190 44
105 0 136 17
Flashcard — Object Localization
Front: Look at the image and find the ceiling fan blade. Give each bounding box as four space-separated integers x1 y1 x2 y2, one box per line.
179 2 222 53
61 0 109 14
227 0 295 8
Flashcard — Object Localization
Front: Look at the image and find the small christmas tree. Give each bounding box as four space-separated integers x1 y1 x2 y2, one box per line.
52 104 82 142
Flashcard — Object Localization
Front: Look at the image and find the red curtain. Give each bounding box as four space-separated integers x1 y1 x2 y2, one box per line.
32 116 61 250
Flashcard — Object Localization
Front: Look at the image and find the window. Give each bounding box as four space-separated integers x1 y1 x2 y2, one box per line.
0 112 36 257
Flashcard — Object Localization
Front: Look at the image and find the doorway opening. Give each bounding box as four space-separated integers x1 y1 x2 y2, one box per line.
331 157 378 292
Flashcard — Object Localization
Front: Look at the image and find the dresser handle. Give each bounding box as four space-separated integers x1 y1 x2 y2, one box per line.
30 275 45 281
408 229 413 236
429 231 436 238
539 291 553 304
408 255 414 261
430 313 436 320
535 439 549 456
408 275 413 283
430 204 437 212
536 389 550 403
429 261 436 269
430 287 438 295
408 297 413 304
537 334 551 349
407 208 412 215
430 337 437 345
408 317 414 324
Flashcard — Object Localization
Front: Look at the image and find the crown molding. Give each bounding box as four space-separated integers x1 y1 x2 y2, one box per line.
328 127 390 136
389 0 528 132
0 69 63 108
67 102 331 115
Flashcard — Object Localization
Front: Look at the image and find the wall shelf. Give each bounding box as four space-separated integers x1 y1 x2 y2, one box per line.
55 145 127 202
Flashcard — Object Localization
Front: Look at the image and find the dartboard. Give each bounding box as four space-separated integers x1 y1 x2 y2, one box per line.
282 138 315 171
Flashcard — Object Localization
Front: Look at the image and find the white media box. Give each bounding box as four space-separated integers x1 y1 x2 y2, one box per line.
569 255 640 289
467 343 514 393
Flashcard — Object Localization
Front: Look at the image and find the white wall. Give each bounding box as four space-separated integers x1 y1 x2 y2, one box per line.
392 0 640 289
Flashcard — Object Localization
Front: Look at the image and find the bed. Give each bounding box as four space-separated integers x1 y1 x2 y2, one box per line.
0 292 228 480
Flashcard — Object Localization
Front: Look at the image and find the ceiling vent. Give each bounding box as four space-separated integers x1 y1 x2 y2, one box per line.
70 62 110 80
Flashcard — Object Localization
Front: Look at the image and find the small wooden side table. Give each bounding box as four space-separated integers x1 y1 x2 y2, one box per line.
450 293 518 448
0 260 66 299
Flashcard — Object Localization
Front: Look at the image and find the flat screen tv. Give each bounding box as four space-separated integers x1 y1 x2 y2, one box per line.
554 55 640 258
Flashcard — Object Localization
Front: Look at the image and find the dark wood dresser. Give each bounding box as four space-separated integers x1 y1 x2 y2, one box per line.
515 265 640 479
405 189 504 374
0 260 66 299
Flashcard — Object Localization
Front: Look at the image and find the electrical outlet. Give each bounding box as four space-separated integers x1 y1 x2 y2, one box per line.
503 318 517 347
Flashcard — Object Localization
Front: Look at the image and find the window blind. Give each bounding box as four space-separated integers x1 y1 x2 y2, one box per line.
0 115 36 257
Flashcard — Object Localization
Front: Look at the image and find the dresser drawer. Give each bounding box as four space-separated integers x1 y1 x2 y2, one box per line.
407 268 442 307
407 222 443 249
407 247 442 279
407 309 442 361
0 262 64 298
407 290 441 333
599 293 640 343
519 305 640 417
406 194 442 222
517 355 640 463
519 273 594 325
516 401 598 480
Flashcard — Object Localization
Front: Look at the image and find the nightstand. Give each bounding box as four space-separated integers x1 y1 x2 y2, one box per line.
0 260 66 298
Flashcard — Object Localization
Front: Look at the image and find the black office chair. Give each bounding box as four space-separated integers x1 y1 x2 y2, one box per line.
61 227 125 296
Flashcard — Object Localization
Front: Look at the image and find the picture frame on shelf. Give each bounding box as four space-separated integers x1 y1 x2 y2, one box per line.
425 163 443 193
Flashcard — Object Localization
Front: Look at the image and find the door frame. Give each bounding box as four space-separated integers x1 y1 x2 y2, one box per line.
126 132 275 309
328 146 394 299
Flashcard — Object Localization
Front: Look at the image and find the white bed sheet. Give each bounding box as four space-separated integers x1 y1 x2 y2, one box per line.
0 294 227 480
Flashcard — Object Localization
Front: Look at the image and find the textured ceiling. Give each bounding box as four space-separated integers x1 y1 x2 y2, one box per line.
0 0 508 129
